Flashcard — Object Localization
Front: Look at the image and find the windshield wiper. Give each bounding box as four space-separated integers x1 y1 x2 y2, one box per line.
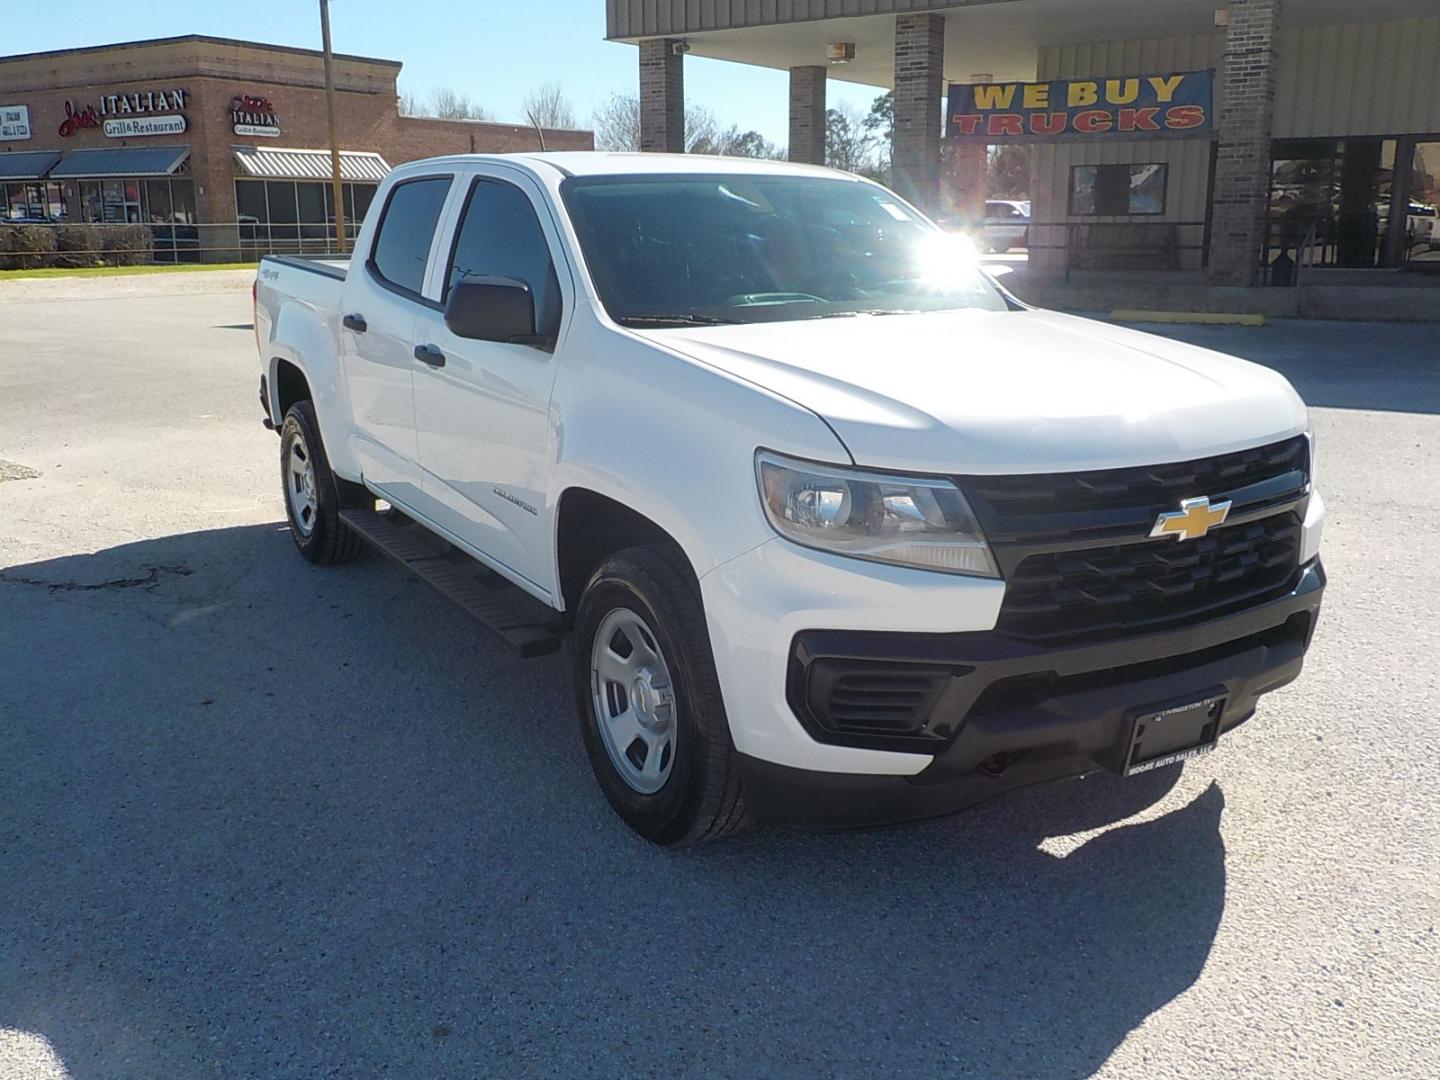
615 313 743 328
796 309 925 320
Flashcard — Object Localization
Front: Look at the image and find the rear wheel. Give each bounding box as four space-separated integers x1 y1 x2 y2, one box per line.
279 401 364 565
574 545 748 845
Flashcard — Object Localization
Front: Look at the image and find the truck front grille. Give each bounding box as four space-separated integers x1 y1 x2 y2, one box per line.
996 513 1303 644
961 437 1310 646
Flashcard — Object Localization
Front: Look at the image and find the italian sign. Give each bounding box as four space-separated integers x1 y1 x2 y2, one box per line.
60 88 188 137
0 104 31 141
104 115 188 138
947 71 1212 141
231 94 281 138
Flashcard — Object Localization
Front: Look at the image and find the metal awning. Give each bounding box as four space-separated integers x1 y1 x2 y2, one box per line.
0 150 63 181
232 145 390 183
50 145 190 178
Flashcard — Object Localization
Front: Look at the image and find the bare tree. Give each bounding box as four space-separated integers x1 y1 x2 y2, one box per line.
397 87 425 117
590 94 779 157
522 82 577 131
825 104 875 174
689 120 783 159
592 93 641 151
427 87 494 122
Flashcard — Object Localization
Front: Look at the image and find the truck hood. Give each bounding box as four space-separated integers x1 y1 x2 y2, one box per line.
651 308 1308 474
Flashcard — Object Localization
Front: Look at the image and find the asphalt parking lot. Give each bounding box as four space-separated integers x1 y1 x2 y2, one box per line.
2 274 1437 1079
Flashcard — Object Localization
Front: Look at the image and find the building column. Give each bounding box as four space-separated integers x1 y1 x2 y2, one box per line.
788 66 827 165
892 12 946 213
1208 0 1283 285
943 73 991 227
639 38 685 153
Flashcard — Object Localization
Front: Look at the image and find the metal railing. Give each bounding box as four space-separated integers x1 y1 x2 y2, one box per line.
1022 220 1211 279
0 221 353 269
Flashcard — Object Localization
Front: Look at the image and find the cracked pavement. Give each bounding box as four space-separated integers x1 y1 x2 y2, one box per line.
1 274 1437 1079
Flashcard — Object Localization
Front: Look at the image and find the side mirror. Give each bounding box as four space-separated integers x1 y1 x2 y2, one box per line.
444 277 545 345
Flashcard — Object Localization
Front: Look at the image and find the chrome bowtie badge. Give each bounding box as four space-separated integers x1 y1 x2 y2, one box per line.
1150 495 1231 542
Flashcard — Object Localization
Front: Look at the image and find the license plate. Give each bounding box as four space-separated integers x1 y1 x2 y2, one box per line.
1123 692 1226 777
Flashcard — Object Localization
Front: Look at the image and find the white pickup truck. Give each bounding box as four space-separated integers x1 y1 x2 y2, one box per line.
255 152 1325 844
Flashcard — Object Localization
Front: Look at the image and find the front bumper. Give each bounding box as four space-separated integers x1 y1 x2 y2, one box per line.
739 560 1324 829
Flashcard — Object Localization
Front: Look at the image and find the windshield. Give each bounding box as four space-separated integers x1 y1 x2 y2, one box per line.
560 174 1008 327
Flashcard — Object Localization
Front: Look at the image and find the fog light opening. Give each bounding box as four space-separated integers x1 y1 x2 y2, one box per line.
978 752 1011 777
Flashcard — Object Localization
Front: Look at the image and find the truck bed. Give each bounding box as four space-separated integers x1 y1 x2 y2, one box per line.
264 254 350 280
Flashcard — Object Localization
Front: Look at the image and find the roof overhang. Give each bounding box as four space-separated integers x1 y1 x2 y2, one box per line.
232 145 391 183
49 145 189 178
608 0 1440 87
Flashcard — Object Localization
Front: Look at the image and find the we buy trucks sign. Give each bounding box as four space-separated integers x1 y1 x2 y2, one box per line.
946 70 1213 141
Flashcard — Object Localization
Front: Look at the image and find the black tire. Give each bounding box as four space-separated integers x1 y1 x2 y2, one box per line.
279 401 364 566
574 544 749 845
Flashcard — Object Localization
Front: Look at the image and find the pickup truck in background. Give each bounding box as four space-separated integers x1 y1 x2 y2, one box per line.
254 153 1325 845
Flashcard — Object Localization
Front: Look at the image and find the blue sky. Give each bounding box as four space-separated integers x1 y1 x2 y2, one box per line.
4 0 884 147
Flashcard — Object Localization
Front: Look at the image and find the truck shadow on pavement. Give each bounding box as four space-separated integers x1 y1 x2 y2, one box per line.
1 523 1226 1079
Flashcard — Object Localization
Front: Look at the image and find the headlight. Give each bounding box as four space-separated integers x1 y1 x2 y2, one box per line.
755 451 999 577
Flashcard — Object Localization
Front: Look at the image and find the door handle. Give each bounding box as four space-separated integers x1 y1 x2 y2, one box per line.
342 313 367 333
414 343 446 367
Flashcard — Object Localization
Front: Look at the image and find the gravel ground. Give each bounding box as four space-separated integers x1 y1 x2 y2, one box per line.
1 274 1436 1079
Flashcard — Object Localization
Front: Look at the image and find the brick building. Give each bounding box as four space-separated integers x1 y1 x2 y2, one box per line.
606 0 1440 285
0 35 592 256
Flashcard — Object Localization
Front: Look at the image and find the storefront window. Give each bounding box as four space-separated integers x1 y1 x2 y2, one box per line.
1405 142 1440 265
1 181 66 221
234 178 378 253
296 181 326 240
1267 138 1399 269
1069 164 1167 216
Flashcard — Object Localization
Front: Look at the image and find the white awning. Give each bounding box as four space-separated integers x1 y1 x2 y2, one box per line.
231 145 391 183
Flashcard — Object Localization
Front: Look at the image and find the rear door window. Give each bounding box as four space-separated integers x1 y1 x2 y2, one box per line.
369 176 452 297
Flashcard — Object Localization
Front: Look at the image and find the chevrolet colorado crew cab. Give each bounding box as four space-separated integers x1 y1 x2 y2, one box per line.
255 153 1325 845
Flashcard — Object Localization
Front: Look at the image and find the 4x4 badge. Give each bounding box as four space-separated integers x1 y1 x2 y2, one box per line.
1150 496 1232 542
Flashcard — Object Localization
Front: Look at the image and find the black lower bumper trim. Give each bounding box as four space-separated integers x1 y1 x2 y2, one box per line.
750 561 1325 829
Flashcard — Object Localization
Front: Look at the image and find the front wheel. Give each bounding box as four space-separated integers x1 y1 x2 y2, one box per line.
574 545 748 845
279 401 364 565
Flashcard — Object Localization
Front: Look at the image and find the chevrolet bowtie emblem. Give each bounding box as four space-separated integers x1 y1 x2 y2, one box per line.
1150 496 1232 542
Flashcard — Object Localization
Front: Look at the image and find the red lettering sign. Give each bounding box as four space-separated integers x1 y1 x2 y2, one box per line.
950 114 983 136
1073 109 1113 133
985 113 1024 137
58 100 100 137
1029 112 1069 136
1165 104 1207 130
233 94 275 113
1117 107 1161 132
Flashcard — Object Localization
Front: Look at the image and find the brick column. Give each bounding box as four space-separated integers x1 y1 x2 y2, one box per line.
944 143 987 226
892 13 946 212
1208 0 1283 285
788 66 827 165
639 39 685 153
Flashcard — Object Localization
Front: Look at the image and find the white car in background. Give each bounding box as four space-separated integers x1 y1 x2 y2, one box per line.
983 199 1030 253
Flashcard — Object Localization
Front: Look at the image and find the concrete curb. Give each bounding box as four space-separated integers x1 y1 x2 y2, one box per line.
1110 310 1267 326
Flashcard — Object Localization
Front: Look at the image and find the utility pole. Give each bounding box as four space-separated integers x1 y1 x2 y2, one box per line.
319 0 347 253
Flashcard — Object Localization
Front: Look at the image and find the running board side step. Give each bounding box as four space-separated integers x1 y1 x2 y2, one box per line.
338 507 563 658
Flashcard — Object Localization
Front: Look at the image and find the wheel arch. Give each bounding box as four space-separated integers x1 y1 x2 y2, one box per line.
553 486 700 623
264 300 360 481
